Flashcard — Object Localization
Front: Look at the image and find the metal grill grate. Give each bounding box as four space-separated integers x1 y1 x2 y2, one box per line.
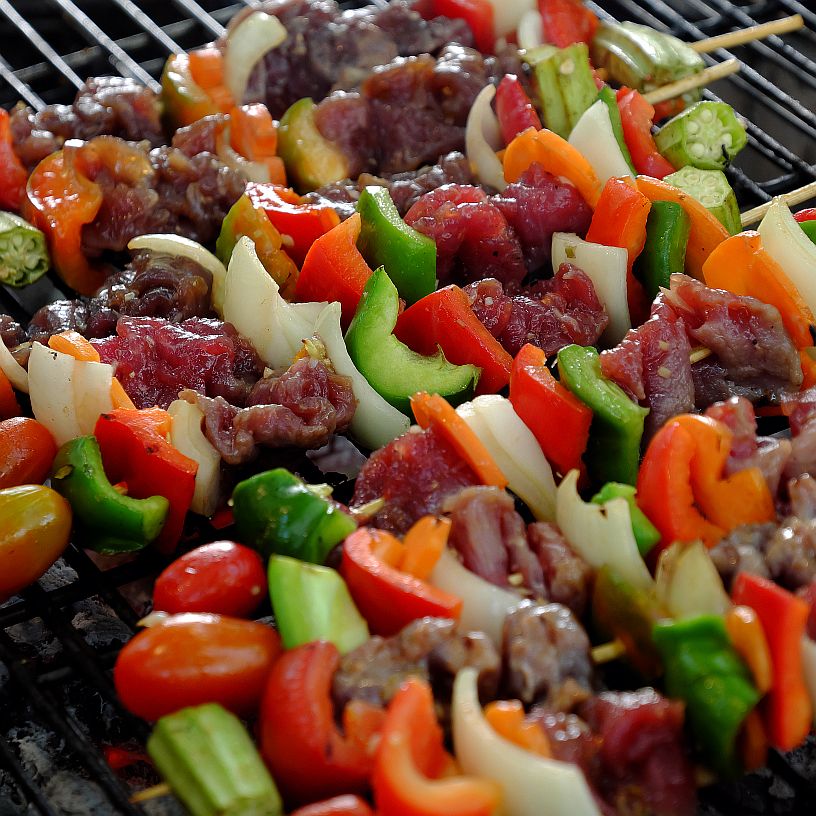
0 1 814 814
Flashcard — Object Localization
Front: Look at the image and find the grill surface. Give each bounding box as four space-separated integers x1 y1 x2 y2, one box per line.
0 1 815 814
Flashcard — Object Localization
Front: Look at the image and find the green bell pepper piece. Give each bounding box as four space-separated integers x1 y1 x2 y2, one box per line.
653 615 761 778
664 165 741 235
268 554 369 654
556 345 648 486
595 86 636 175
591 482 660 556
591 22 704 96
655 101 747 171
277 98 350 194
50 436 169 554
634 201 690 299
592 566 668 678
232 468 356 563
345 267 479 415
356 185 437 305
529 43 598 138
0 212 49 287
148 703 282 816
799 220 816 245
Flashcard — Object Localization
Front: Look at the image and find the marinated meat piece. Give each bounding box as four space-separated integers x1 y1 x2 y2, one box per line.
0 315 26 349
314 93 374 179
332 617 499 711
302 151 473 221
373 1 473 56
581 689 696 816
351 425 480 534
529 708 598 771
27 300 90 345
493 164 593 273
601 297 694 439
710 524 776 589
790 473 816 520
502 600 593 709
664 273 802 406
465 266 608 357
783 385 816 436
443 486 544 596
183 356 356 464
786 416 816 483
10 77 164 171
78 139 245 260
93 316 262 410
170 114 225 158
704 396 791 496
404 185 526 287
527 522 593 617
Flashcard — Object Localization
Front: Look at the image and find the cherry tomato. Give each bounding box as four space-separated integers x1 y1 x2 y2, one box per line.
0 417 57 489
0 484 72 601
114 613 281 721
290 796 375 816
153 541 267 617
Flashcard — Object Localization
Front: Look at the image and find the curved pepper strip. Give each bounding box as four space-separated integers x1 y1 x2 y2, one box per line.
94 408 196 554
539 0 599 48
615 88 676 179
161 52 222 129
0 109 27 211
495 75 542 146
341 527 462 636
373 677 501 816
702 231 816 388
637 414 775 552
229 104 287 186
653 614 760 778
732 572 813 752
260 641 384 805
395 286 513 395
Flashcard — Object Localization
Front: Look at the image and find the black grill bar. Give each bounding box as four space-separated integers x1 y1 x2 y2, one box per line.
111 0 187 56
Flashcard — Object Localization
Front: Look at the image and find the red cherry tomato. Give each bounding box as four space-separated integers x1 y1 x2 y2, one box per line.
0 417 57 489
153 541 267 617
114 613 280 721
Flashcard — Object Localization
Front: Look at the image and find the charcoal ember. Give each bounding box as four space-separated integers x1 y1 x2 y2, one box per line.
493 163 593 273
351 425 479 534
182 356 356 464
465 265 607 357
78 139 245 259
443 486 545 596
10 77 164 171
601 296 694 439
405 184 526 287
663 273 802 407
93 316 262 410
581 689 697 816
332 617 499 712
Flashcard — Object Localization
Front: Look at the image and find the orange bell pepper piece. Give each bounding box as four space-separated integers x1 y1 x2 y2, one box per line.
635 175 729 280
400 516 451 581
410 392 508 489
738 710 769 773
187 47 234 113
484 700 552 758
503 127 602 207
230 104 287 186
725 605 773 695
372 678 502 816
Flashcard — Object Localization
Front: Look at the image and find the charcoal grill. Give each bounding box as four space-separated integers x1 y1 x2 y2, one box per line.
0 1 815 813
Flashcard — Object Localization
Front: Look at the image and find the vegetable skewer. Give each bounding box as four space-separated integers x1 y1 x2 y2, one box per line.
741 180 816 227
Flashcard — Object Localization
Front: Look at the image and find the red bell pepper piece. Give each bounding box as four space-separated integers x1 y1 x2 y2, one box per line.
93 408 197 554
794 208 816 223
230 104 287 187
290 796 374 816
732 573 813 752
341 527 462 636
296 213 374 326
616 88 676 180
585 176 652 324
0 109 27 211
637 414 775 553
372 677 501 816
495 75 542 146
430 0 495 54
394 285 512 395
538 0 599 48
260 641 384 805
246 182 341 268
509 343 592 477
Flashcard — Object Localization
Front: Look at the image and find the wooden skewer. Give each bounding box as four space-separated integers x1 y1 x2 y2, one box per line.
642 58 740 105
591 639 627 664
130 783 171 804
740 180 816 227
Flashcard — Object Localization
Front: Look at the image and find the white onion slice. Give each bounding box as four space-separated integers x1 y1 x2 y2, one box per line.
485 0 536 38
72 359 113 438
465 84 506 191
0 340 28 393
517 9 543 50
453 668 602 816
655 541 731 619
315 302 409 450
225 11 287 104
552 232 630 346
568 99 634 185
168 399 220 517
802 637 816 726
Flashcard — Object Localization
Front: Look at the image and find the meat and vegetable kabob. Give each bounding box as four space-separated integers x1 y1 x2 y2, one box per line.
2 0 816 814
